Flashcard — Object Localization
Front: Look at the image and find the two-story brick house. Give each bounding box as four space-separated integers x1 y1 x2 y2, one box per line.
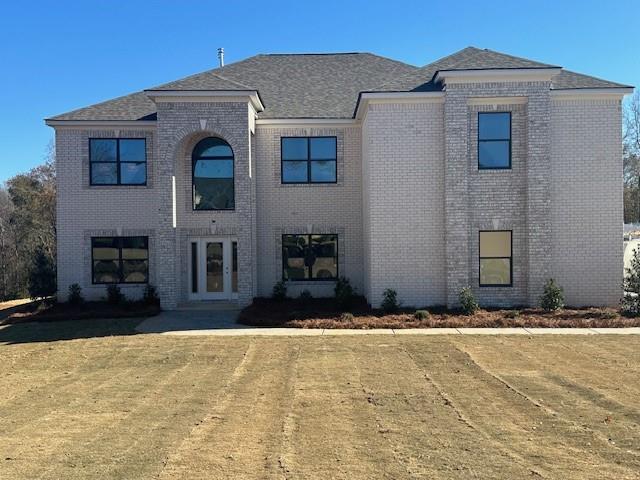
46 47 632 309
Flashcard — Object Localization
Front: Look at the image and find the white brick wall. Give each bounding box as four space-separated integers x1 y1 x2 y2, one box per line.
362 102 446 308
550 98 623 306
254 126 364 298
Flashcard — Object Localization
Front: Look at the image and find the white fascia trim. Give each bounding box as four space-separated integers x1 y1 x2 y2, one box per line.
255 118 356 127
145 90 264 112
435 68 562 84
550 87 634 100
45 120 157 128
355 91 444 120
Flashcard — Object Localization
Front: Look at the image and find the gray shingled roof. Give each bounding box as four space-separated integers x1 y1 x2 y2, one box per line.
48 47 631 121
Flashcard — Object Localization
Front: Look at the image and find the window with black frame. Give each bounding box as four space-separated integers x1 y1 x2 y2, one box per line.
90 139 147 185
282 234 338 280
479 231 512 287
281 137 337 183
192 137 235 210
92 236 149 284
478 112 511 169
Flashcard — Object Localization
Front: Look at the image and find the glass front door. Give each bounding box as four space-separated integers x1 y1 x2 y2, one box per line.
189 238 238 300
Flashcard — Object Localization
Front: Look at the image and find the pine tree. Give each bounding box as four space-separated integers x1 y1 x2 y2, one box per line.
28 246 56 300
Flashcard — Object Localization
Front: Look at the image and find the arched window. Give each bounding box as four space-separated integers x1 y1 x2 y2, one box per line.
192 137 234 210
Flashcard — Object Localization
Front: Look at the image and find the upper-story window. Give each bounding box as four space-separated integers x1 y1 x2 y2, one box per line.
281 137 337 184
192 137 235 210
90 139 147 185
478 112 511 169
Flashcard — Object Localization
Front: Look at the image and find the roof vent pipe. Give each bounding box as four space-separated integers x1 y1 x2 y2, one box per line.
217 47 224 67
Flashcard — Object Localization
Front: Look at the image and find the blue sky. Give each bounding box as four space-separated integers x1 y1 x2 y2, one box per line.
0 0 638 182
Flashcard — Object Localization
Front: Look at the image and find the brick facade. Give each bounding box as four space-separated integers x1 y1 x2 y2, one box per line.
53 86 624 309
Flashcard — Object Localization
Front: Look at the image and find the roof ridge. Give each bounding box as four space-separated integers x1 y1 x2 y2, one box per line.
373 46 481 90
477 48 560 69
259 52 367 56
150 54 262 90
209 72 254 90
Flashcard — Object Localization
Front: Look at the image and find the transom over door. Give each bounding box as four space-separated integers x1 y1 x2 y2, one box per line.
189 238 238 300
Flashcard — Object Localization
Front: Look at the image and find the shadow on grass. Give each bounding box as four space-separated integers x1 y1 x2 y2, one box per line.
0 317 143 345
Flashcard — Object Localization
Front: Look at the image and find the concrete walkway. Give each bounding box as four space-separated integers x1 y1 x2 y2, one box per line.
136 311 640 336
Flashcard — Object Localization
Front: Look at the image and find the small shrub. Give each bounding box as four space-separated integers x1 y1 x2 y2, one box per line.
272 280 287 301
68 283 84 306
540 278 564 312
334 276 355 309
28 246 56 300
622 247 640 316
459 287 479 315
106 284 124 305
381 288 399 314
414 310 430 320
299 289 312 301
143 284 160 306
339 312 355 322
505 309 520 319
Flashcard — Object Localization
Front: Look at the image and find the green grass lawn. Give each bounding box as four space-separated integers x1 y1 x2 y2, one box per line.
0 319 639 479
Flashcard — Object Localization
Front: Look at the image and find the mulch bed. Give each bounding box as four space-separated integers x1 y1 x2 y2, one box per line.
1 301 161 325
238 297 640 329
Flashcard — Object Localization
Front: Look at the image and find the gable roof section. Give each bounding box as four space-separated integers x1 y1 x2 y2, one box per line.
48 47 632 122
50 53 418 121
375 47 631 92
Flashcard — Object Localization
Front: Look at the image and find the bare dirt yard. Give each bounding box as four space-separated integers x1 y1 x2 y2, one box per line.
0 319 639 479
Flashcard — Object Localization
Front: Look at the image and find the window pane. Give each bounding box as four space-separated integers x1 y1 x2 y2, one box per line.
282 138 308 160
119 139 146 162
120 162 146 184
479 141 510 169
480 258 511 285
90 139 117 162
93 261 120 283
232 241 238 293
191 242 198 293
92 238 119 259
194 159 233 178
480 231 511 257
479 113 510 140
194 177 234 209
311 235 337 279
310 160 336 182
282 161 309 183
283 235 309 280
122 237 148 260
310 137 336 160
193 137 233 158
122 259 148 283
206 242 224 292
91 163 117 184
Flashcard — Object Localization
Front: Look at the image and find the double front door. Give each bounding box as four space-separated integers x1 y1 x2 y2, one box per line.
189 238 238 300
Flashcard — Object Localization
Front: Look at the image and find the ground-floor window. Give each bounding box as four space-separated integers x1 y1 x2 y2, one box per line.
282 234 338 281
479 230 512 287
91 236 149 284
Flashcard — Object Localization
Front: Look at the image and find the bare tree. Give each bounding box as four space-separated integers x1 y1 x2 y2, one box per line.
623 92 640 223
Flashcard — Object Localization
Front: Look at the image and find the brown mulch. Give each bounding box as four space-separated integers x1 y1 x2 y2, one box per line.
1 301 161 325
238 297 640 329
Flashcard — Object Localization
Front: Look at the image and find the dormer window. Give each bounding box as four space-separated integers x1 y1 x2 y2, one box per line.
478 112 511 169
